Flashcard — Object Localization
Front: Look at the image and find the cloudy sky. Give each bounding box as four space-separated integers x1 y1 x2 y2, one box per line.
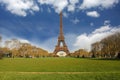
0 0 120 52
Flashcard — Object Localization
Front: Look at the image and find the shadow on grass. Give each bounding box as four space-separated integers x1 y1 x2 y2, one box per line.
73 57 120 61
87 58 120 61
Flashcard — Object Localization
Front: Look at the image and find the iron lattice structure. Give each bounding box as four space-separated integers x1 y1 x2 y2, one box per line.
53 12 70 55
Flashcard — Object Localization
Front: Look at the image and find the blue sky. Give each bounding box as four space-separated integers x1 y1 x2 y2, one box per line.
0 0 120 52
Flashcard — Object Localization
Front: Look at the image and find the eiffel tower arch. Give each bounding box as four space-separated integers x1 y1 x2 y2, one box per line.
53 12 70 57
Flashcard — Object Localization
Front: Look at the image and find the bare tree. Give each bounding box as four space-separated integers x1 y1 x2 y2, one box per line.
72 49 89 58
91 32 120 58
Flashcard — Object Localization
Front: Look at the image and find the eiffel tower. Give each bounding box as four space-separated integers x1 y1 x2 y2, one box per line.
53 12 69 56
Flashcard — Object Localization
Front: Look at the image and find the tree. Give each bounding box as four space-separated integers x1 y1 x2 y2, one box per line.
17 43 49 58
0 37 49 58
0 36 3 59
117 52 120 59
0 51 3 59
91 32 120 58
72 49 89 58
91 42 102 58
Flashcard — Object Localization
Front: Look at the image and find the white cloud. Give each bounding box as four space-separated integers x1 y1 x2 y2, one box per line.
104 20 111 25
0 0 119 16
67 0 79 12
71 18 80 24
67 5 75 12
93 25 111 33
19 39 30 43
80 0 119 9
63 12 68 18
37 0 53 4
69 0 79 5
38 0 68 13
38 0 78 13
74 25 120 51
86 11 100 18
53 0 68 13
0 0 39 16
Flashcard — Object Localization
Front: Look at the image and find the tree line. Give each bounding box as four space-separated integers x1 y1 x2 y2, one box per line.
0 37 48 59
91 32 120 59
72 32 120 59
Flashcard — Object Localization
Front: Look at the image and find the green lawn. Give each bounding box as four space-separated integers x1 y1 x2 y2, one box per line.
0 58 120 80
0 72 120 80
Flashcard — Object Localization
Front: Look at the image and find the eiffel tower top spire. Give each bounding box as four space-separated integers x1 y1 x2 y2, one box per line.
58 12 64 40
59 12 64 37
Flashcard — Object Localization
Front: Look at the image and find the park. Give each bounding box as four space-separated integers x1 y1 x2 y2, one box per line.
0 0 120 80
0 11 120 80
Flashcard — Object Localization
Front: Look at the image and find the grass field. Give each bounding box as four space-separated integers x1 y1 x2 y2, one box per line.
0 58 120 80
